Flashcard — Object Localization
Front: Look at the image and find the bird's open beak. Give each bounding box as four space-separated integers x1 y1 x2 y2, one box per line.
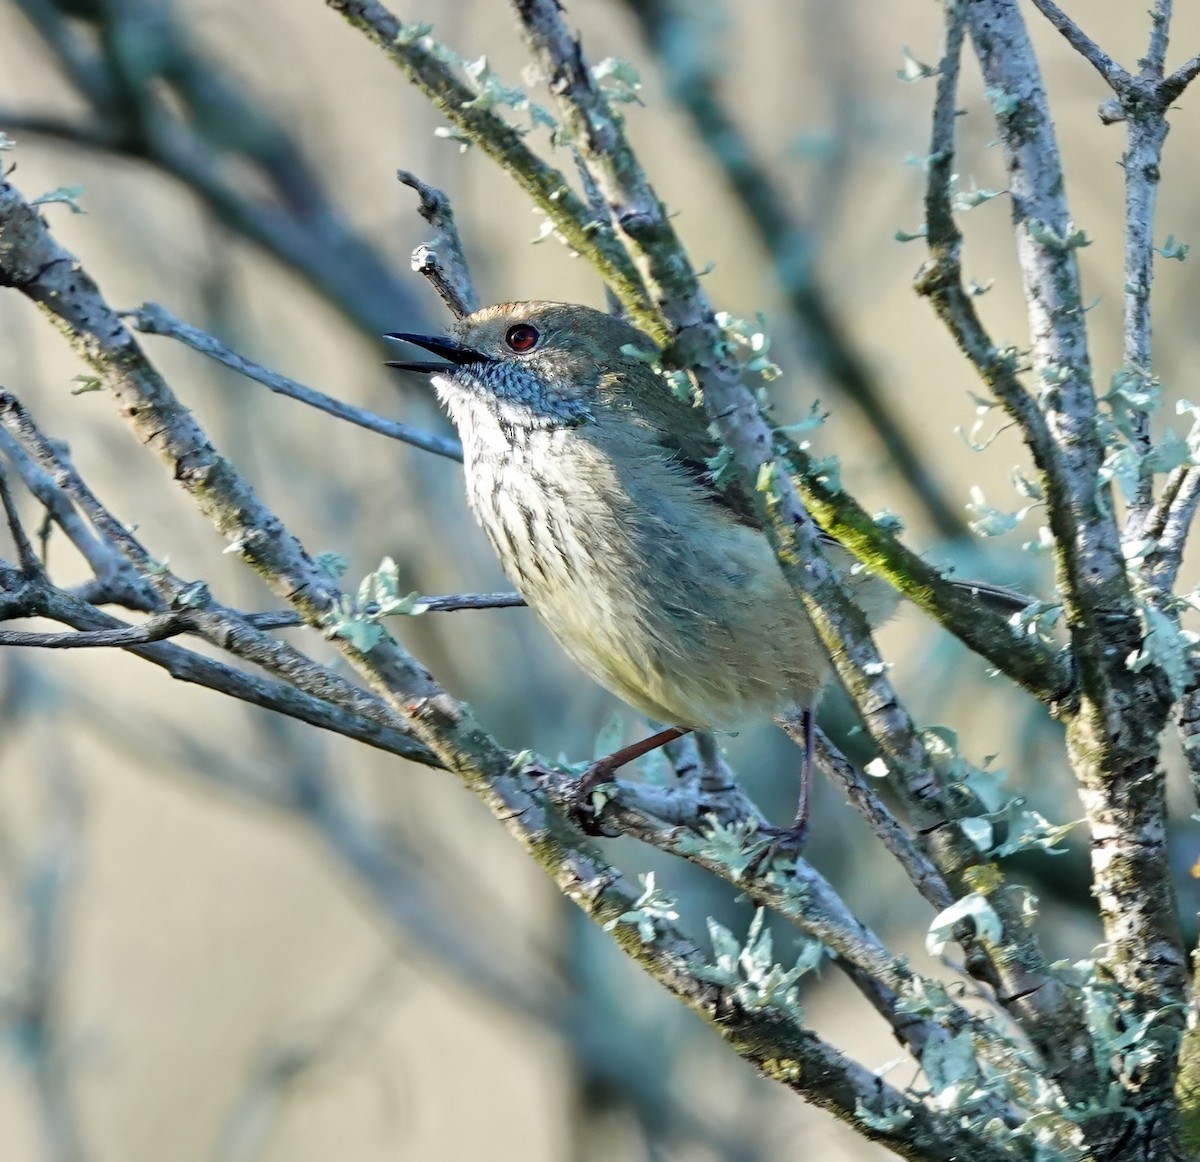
384 332 491 374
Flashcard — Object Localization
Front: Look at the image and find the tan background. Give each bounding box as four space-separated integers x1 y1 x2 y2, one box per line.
2 2 1200 1159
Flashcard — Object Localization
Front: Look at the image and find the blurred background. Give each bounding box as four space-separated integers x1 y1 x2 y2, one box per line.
2 1 1200 1159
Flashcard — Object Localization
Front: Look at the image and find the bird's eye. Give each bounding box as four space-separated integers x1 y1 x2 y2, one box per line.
505 323 540 353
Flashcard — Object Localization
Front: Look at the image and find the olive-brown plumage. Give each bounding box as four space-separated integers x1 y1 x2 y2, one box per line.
390 301 908 734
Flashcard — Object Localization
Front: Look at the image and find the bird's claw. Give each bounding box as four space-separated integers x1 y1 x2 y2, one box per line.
744 822 809 878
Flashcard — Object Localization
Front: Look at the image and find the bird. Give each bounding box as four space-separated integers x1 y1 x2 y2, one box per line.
388 301 1026 838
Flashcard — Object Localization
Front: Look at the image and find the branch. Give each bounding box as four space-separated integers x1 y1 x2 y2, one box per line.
967 0 1187 1139
0 565 439 767
323 0 653 329
398 170 479 318
0 459 40 575
126 302 462 461
0 423 158 609
0 390 446 768
571 765 1047 1128
1028 0 1130 91
0 588 526 648
779 713 954 912
1144 465 1200 593
915 5 1065 503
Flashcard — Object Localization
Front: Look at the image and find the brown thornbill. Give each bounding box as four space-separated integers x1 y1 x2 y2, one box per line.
388 301 1024 837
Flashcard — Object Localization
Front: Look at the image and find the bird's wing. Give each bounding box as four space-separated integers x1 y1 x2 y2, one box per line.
619 374 765 528
615 371 1033 611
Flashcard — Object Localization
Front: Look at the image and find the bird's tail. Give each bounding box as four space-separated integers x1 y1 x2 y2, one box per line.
951 579 1031 615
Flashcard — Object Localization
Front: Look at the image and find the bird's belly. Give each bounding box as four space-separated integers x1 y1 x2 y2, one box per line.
467 457 831 731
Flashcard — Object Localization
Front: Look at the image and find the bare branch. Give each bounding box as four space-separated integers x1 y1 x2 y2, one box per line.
1162 55 1200 103
126 302 463 461
0 460 40 575
398 170 479 318
1145 466 1200 593
0 423 157 607
0 588 526 649
915 4 1066 520
0 566 439 767
968 0 1187 1135
0 612 188 649
1146 0 1173 77
567 764 1041 1112
324 0 651 326
1028 0 1130 90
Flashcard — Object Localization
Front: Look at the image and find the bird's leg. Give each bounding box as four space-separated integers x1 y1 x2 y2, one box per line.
745 709 814 875
790 707 815 836
576 725 689 798
570 726 690 833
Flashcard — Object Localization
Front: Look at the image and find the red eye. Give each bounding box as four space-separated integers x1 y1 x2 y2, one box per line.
505 323 540 352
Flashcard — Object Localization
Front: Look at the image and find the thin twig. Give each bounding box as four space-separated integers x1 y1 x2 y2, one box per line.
1162 55 1200 103
398 170 479 318
0 590 527 647
571 767 1038 1087
126 302 463 461
0 564 438 765
0 461 41 574
1117 1 1174 520
0 423 156 607
1145 466 1200 593
1027 0 1129 91
325 0 651 327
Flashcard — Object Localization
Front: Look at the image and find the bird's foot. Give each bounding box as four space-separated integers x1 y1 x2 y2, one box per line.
744 820 809 878
567 726 690 836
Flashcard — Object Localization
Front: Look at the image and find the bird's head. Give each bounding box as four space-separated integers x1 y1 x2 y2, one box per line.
388 301 660 430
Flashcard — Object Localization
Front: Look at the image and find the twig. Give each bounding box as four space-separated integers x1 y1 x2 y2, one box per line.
1027 0 1129 90
572 768 1039 1098
0 611 188 649
914 6 1060 478
1146 0 1173 77
1145 465 1200 593
0 566 439 767
324 0 651 327
1162 55 1200 104
0 423 156 607
398 170 478 318
126 302 462 461
0 589 527 648
0 460 40 574
1116 2 1173 520
0 390 447 768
